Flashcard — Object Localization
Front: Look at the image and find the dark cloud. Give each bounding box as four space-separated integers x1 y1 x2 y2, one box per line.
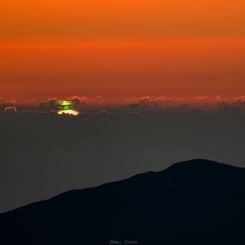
216 97 245 112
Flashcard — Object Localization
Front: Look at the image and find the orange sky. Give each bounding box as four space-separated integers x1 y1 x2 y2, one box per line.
0 0 245 101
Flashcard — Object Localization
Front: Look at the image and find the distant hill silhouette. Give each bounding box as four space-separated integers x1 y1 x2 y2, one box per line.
1 159 245 245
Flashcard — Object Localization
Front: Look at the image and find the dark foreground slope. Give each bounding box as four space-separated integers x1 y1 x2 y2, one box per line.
1 159 245 245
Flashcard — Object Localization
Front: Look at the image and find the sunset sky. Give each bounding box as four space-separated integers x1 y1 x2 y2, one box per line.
0 0 245 102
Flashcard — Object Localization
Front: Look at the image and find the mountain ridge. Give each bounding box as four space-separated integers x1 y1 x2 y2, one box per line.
1 159 245 245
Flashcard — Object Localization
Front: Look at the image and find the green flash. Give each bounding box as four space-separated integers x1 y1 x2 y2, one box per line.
58 100 74 106
57 100 76 111
57 100 79 116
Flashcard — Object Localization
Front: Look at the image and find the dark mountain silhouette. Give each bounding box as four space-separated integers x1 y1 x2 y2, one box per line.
1 159 245 245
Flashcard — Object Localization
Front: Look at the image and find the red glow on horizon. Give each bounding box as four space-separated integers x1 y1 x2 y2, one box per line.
0 37 245 100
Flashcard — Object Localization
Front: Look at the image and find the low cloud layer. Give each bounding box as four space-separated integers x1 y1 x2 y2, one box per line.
1 95 245 113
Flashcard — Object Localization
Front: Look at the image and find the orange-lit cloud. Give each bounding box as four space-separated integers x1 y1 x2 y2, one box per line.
196 96 209 100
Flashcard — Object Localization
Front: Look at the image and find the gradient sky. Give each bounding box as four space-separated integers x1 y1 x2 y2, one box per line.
0 0 245 101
